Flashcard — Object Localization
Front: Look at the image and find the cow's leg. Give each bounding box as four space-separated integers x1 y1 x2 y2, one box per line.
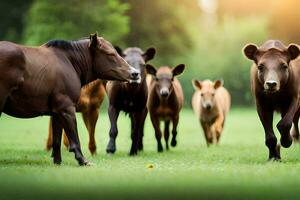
138 108 147 151
171 115 179 147
257 104 280 161
214 114 224 144
129 111 144 156
277 98 298 148
82 108 99 155
46 117 54 151
201 121 213 146
150 114 163 152
164 120 170 150
51 115 63 164
291 109 300 142
57 105 89 166
106 105 120 154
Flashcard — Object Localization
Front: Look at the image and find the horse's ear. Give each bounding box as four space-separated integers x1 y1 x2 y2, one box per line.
114 46 124 57
143 47 156 62
172 64 185 77
146 64 157 76
89 33 98 49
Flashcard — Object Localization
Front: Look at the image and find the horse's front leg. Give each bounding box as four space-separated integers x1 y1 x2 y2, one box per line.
57 105 89 166
277 98 298 148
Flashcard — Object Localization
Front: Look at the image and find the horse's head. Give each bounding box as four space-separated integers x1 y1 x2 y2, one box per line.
89 33 139 82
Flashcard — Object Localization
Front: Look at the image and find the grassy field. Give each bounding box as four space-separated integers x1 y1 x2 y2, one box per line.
1 108 300 200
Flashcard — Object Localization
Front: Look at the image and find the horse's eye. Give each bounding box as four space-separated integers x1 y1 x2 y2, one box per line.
258 64 264 72
212 93 215 97
201 93 204 97
154 77 159 81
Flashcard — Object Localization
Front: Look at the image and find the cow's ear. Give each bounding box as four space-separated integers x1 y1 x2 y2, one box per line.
89 32 98 49
114 46 124 57
243 44 258 61
192 79 202 90
287 44 300 60
172 64 185 77
214 79 223 89
146 64 157 76
143 47 156 62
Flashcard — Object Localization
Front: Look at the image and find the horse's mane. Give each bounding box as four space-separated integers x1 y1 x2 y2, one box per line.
45 37 88 50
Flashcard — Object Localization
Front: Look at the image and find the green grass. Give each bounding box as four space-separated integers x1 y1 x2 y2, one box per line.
1 108 300 200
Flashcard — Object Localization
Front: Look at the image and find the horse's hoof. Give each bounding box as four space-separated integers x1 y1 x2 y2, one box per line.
158 147 163 153
79 159 93 166
280 136 293 148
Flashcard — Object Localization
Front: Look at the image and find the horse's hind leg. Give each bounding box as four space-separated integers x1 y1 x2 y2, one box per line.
56 104 89 166
51 115 63 164
0 84 9 115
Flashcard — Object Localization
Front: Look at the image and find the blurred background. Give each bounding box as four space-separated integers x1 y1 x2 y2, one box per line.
1 0 299 107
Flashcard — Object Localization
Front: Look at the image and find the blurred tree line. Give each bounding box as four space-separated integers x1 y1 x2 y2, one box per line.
0 0 299 107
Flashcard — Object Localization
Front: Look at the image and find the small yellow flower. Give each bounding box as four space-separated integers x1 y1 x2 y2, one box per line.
147 164 154 169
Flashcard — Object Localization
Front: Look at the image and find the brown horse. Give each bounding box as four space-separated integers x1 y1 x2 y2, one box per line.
106 47 156 155
146 64 185 152
0 33 139 165
46 79 106 155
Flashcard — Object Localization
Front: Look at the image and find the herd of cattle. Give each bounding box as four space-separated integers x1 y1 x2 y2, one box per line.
0 33 299 165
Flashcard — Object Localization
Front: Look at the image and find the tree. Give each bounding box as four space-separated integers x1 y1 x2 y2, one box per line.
0 0 32 42
23 0 129 45
123 0 201 64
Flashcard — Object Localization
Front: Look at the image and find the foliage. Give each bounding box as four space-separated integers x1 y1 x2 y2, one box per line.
0 0 32 42
23 0 129 45
179 16 269 106
123 0 201 64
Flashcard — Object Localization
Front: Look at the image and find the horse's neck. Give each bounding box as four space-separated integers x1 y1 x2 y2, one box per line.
64 41 96 86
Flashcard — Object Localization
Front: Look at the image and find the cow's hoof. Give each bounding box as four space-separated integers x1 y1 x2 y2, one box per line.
171 139 177 147
53 158 62 165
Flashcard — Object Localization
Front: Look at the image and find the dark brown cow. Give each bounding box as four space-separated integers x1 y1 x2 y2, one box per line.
146 64 185 152
243 40 300 161
46 79 106 155
0 33 139 165
106 47 155 155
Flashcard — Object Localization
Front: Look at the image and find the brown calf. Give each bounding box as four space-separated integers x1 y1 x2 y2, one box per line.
46 79 105 155
146 64 185 152
192 79 231 146
243 40 300 161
